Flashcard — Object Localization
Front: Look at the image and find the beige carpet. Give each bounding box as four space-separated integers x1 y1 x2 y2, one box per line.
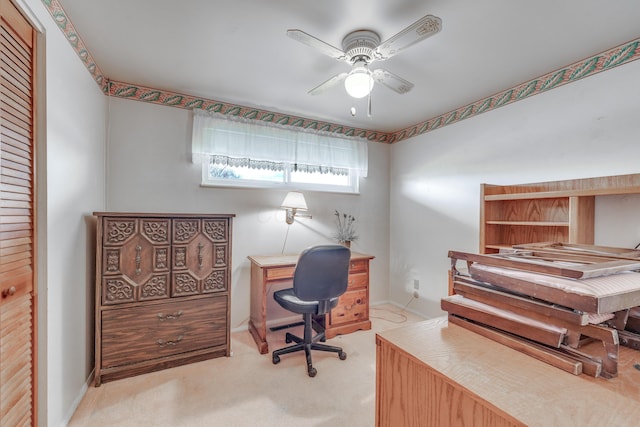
69 304 423 427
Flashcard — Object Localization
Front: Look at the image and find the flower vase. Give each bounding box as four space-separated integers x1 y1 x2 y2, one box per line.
342 240 351 248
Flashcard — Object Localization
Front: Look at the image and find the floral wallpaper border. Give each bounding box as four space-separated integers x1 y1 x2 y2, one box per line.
391 39 640 143
42 0 640 144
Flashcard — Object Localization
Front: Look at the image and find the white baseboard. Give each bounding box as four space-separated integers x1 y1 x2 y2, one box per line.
231 314 302 334
61 368 94 427
372 299 428 319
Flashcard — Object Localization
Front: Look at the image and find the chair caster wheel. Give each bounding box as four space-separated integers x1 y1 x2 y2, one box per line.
308 367 317 377
339 351 347 360
272 355 280 364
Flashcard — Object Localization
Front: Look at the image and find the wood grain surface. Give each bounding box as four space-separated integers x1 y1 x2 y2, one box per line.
376 317 640 427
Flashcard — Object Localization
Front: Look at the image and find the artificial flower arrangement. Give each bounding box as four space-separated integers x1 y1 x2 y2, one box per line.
334 210 358 246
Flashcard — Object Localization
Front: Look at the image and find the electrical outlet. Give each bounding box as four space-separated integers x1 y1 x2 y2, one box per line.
413 279 419 290
413 290 420 299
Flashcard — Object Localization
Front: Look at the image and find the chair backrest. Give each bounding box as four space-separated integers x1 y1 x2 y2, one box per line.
293 244 351 303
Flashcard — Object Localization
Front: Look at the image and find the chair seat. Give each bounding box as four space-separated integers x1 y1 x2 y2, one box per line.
274 288 339 315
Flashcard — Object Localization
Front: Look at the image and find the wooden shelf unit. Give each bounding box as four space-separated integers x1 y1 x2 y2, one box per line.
480 173 640 254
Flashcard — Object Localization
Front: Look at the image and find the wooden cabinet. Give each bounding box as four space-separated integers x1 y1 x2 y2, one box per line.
94 213 233 386
480 173 640 254
247 252 374 354
376 317 640 427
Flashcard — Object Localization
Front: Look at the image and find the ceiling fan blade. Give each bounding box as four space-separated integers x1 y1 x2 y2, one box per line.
374 14 442 60
371 69 414 94
286 29 347 61
308 72 349 95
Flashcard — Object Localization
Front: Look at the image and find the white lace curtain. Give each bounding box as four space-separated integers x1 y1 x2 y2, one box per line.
191 109 368 177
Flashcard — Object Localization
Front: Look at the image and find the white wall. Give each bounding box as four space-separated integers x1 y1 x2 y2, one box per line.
105 97 390 330
20 1 108 426
390 58 640 318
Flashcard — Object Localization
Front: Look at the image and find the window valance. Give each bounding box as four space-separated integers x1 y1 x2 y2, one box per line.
191 109 368 177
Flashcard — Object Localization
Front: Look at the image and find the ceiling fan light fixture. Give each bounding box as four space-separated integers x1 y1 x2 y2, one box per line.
344 61 374 98
288 14 442 99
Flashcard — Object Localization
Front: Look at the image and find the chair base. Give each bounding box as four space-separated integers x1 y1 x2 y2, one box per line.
269 320 304 332
272 312 347 377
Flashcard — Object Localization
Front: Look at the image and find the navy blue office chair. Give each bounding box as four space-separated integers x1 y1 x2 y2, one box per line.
271 244 351 377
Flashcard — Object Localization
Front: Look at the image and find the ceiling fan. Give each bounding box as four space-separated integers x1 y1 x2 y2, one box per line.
287 14 442 100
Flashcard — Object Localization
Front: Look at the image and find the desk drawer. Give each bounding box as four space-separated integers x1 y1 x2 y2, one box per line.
265 266 295 281
349 259 368 274
347 272 368 290
101 296 227 368
331 289 368 326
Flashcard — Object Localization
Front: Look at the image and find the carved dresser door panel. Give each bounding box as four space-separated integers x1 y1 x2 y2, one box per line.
0 0 37 425
101 217 171 305
171 218 229 296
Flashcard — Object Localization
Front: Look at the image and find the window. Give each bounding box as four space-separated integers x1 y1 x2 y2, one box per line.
192 110 368 193
204 159 358 192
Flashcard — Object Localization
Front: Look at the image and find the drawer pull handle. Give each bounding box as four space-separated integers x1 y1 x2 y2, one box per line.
2 286 16 298
157 310 183 320
135 245 142 275
157 335 183 347
198 242 204 269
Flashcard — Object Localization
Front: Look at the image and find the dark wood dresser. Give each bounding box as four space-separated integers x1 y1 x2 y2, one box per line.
93 212 233 386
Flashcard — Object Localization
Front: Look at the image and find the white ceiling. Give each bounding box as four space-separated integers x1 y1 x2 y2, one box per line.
57 0 640 134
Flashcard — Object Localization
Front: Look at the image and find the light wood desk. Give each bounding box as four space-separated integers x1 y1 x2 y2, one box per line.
247 252 374 354
376 317 640 427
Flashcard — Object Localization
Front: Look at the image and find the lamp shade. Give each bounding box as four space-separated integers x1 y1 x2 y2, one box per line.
344 61 374 99
281 191 308 210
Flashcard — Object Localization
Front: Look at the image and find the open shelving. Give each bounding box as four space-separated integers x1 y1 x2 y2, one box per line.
480 173 640 254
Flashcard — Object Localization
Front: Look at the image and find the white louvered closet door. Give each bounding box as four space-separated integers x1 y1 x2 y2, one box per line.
0 0 37 425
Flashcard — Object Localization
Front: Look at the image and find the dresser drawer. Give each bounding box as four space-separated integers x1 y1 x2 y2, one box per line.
101 296 227 368
330 289 368 326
